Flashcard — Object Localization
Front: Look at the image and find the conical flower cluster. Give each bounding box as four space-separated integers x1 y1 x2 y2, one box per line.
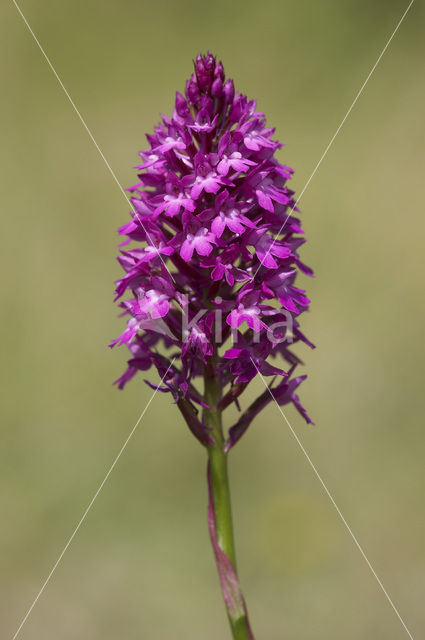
112 52 313 445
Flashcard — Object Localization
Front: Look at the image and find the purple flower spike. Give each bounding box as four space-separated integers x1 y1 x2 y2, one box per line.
112 52 313 441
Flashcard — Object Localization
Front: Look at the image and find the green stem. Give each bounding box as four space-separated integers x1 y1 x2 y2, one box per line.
204 361 253 640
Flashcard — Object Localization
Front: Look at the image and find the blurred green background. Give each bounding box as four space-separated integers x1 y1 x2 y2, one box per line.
1 1 424 638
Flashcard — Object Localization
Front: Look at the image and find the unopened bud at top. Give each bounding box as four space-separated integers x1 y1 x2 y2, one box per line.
223 79 235 106
186 74 200 105
195 52 215 92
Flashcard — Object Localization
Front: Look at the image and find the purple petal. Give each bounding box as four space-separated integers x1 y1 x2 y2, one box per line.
195 239 213 256
180 240 194 261
211 215 225 237
256 189 274 212
217 159 230 175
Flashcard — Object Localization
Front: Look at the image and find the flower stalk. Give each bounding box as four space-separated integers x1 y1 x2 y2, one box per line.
204 357 254 639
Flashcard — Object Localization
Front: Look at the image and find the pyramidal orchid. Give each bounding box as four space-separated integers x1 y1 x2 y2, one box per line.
111 52 314 639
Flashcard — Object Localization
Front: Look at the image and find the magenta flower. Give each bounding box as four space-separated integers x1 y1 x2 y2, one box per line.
111 52 314 640
180 226 216 261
